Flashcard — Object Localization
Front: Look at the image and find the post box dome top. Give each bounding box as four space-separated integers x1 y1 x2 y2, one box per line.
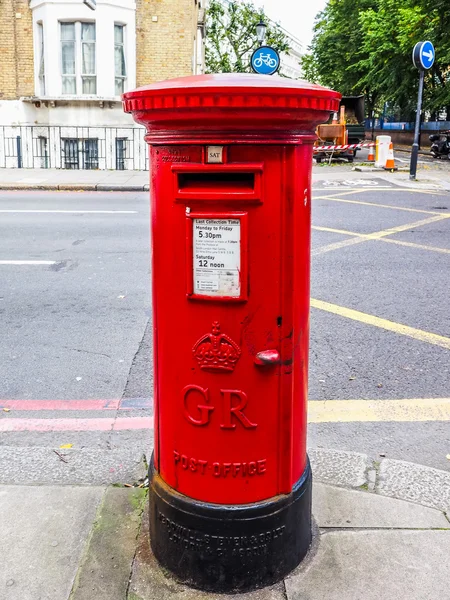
123 73 339 112
123 73 341 142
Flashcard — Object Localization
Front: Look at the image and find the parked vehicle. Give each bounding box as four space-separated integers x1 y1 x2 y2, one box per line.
340 95 365 146
314 95 365 163
429 131 450 159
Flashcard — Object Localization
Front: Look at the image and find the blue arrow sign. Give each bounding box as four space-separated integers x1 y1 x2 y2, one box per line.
250 46 280 75
412 41 435 70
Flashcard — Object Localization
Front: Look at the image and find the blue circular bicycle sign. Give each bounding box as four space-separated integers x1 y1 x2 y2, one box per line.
251 46 280 75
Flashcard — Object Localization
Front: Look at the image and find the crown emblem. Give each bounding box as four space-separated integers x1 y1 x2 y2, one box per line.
192 322 241 373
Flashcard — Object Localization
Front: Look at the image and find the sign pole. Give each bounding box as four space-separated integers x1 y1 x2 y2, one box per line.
410 40 435 180
410 68 424 180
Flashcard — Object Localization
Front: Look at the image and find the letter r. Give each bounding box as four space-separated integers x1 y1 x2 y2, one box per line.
220 389 257 429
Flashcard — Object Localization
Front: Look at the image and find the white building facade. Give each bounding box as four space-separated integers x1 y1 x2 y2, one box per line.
0 0 205 170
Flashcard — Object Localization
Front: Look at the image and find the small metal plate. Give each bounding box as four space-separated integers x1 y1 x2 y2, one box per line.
206 146 223 163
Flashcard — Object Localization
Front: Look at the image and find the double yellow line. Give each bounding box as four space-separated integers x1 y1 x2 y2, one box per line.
308 397 450 423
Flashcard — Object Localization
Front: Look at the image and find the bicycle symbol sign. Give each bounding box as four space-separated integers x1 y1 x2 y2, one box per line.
250 46 280 75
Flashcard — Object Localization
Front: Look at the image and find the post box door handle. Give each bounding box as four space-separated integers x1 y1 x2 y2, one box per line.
254 349 281 366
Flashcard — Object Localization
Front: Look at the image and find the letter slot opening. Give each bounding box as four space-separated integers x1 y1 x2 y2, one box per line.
178 172 255 193
172 163 263 202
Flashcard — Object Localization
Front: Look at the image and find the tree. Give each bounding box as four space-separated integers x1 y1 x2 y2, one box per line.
301 0 379 113
302 0 450 119
205 0 290 74
355 0 419 119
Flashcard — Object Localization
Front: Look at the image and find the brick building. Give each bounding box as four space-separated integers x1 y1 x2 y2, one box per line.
0 0 205 169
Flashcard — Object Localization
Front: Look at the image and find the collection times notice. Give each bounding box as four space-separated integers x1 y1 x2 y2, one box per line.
193 218 241 297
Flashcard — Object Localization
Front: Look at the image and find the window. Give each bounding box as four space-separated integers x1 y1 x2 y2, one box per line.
61 22 96 95
38 137 48 169
115 138 127 170
114 25 126 95
61 23 76 94
62 138 79 168
83 139 99 169
37 23 45 95
82 23 96 94
62 138 99 169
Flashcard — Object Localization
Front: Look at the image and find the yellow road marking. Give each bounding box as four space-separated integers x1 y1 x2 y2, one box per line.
313 224 450 255
312 214 450 256
314 188 445 198
308 398 450 423
313 225 365 237
314 189 390 198
314 188 394 196
379 237 450 255
310 298 450 351
369 214 450 238
314 195 442 215
312 237 368 256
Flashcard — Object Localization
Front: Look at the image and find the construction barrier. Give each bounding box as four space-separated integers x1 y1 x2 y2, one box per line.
375 135 391 168
313 142 375 152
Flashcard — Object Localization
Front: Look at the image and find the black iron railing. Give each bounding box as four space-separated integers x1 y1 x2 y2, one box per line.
0 125 149 170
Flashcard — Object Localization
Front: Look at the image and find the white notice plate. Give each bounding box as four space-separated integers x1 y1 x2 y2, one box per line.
193 218 241 297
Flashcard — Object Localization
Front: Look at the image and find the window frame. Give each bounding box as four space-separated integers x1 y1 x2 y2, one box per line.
60 20 97 96
37 22 46 95
114 23 127 96
81 22 96 94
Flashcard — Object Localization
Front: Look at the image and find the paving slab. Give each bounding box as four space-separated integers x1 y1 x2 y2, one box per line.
377 458 450 513
308 448 369 488
128 504 286 600
0 446 148 485
313 482 449 529
71 487 146 600
285 530 450 600
0 485 104 600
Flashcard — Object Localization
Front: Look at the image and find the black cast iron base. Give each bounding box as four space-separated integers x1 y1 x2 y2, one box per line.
148 457 312 593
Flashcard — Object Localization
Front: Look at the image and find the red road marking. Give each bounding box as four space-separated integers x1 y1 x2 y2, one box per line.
0 399 120 411
0 416 153 432
0 398 152 411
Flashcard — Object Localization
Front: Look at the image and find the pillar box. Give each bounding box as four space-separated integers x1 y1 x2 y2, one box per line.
123 74 340 592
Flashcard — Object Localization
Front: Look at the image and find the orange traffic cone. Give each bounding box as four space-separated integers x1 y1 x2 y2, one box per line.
367 145 375 161
384 142 397 171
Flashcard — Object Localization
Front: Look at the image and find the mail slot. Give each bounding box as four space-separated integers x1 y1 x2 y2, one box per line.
123 73 340 592
173 163 263 201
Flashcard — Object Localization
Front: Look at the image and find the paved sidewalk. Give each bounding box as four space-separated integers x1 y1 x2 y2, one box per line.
2 161 450 191
0 168 149 191
1 449 449 600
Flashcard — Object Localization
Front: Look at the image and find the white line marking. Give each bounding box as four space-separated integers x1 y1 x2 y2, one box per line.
0 260 56 265
0 210 137 214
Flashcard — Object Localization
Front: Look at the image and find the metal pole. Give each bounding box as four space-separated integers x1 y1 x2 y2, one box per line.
410 68 424 180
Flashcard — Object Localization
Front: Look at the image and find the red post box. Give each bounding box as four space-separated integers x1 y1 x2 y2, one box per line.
123 74 340 592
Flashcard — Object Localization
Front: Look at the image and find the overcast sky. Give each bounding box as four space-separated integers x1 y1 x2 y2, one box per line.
252 0 329 48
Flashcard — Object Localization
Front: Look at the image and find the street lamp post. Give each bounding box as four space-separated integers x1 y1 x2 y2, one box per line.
256 19 267 47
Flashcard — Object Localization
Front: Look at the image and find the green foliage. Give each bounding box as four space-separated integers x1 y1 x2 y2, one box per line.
205 0 290 74
301 0 377 104
303 0 450 118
